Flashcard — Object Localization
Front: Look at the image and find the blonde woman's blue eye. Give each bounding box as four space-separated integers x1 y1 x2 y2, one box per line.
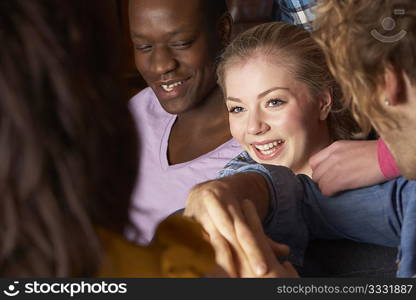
229 106 245 113
267 99 284 107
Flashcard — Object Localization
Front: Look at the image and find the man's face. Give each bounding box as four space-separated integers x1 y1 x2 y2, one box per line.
129 0 222 114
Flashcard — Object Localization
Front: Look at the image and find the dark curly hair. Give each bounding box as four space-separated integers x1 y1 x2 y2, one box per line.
0 0 138 276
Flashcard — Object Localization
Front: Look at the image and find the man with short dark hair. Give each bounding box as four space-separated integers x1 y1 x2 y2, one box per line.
127 0 242 244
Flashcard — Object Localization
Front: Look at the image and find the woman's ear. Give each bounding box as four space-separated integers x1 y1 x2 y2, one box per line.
319 91 332 120
383 64 405 106
217 12 233 47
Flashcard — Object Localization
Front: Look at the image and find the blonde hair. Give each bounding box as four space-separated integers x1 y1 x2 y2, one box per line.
217 22 358 140
313 0 416 135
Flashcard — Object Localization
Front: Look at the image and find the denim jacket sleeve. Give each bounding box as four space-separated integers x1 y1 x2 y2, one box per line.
217 151 309 266
298 175 415 245
218 152 416 276
298 175 416 277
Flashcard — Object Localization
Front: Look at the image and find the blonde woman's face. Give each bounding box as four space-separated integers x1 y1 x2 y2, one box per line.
225 57 330 174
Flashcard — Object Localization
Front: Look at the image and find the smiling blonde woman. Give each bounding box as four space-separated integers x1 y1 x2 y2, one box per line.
185 21 416 278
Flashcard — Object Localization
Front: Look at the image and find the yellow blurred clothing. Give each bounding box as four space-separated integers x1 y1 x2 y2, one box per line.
97 215 216 277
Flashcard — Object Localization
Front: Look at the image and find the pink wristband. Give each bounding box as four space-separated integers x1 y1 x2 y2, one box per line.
377 138 400 179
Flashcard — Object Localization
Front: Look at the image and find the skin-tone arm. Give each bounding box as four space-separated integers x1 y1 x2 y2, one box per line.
309 140 386 196
201 197 298 278
239 199 298 278
185 172 275 276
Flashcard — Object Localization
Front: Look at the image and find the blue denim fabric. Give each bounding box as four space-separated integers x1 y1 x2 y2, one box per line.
273 0 317 30
218 152 308 266
297 175 416 277
218 151 416 277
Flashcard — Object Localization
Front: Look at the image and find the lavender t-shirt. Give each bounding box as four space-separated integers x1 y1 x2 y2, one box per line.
129 88 242 244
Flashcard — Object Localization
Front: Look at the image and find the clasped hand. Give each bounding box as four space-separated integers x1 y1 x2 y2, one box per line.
184 175 298 278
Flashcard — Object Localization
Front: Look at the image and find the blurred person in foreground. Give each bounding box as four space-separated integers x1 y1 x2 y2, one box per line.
0 0 226 277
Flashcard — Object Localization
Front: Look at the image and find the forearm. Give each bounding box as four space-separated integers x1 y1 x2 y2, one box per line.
206 172 270 220
185 172 271 277
190 152 309 269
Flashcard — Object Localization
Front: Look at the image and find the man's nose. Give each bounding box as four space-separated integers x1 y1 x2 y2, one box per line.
150 46 177 76
247 110 269 135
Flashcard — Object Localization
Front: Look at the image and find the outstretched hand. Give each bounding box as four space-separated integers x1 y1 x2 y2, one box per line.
185 174 298 277
240 199 298 278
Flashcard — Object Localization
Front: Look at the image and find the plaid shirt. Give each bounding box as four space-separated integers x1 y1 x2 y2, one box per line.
273 0 317 31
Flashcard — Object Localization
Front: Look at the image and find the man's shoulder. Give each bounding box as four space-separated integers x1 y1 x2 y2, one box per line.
129 87 156 108
129 87 168 119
